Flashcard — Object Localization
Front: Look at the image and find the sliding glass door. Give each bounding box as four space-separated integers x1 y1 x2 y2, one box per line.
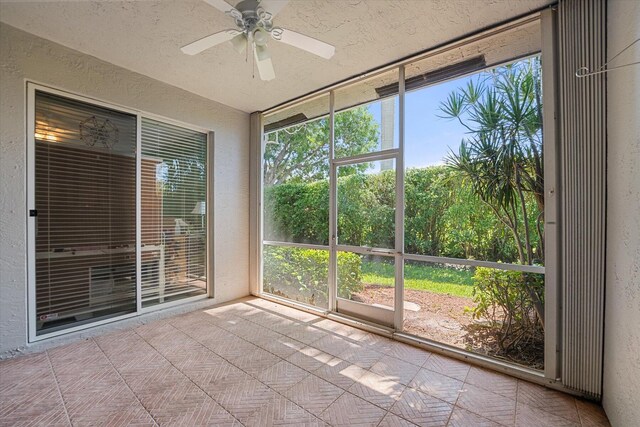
28 85 210 340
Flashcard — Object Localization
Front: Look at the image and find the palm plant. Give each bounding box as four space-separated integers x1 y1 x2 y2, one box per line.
440 58 545 327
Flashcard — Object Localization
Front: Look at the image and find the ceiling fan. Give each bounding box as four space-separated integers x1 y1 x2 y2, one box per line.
181 0 336 81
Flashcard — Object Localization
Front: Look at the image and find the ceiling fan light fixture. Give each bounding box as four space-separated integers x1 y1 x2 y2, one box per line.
253 28 269 47
230 32 247 53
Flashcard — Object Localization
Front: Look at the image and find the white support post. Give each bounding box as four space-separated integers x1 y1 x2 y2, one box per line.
541 7 561 381
207 131 216 298
394 66 406 331
328 91 337 312
249 114 263 296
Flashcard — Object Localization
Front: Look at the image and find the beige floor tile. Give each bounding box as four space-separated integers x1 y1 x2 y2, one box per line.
255 334 307 358
359 332 396 352
516 380 579 423
207 377 277 423
447 406 501 427
284 325 329 345
379 412 419 427
371 355 421 385
285 374 345 415
408 368 464 404
338 344 384 369
515 402 580 427
286 346 334 371
422 354 470 382
464 366 518 398
320 392 386 427
348 370 405 409
313 357 367 389
0 353 70 427
390 387 453 427
385 341 431 366
312 334 360 357
456 383 516 426
313 319 368 341
243 394 326 427
230 347 282 376
576 399 611 427
0 299 612 427
258 360 310 392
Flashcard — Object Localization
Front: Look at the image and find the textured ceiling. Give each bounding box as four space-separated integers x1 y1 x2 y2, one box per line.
0 0 552 112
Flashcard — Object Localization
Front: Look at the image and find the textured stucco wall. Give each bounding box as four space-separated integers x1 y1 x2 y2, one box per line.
0 23 250 355
602 0 640 424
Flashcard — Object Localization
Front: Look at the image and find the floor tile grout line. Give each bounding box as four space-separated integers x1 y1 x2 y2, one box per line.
131 328 249 427
92 337 160 427
44 349 73 427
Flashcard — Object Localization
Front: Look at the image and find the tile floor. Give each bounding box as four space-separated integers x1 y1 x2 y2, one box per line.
0 298 611 426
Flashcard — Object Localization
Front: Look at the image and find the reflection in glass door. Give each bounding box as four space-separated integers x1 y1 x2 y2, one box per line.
333 157 398 327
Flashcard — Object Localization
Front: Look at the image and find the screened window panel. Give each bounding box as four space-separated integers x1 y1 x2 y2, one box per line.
34 91 137 334
140 118 208 307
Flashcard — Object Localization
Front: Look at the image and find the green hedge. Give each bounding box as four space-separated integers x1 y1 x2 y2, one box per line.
264 165 538 263
263 246 362 307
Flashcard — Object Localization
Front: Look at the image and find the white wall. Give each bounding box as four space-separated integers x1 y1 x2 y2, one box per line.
603 0 640 425
0 23 251 355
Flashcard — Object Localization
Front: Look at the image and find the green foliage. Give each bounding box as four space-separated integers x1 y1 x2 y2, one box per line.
264 180 329 245
441 58 544 266
441 57 546 326
471 267 544 350
265 165 536 264
263 107 379 186
263 246 362 307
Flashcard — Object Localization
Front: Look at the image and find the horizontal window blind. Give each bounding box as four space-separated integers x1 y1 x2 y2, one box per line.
34 91 137 334
140 118 208 307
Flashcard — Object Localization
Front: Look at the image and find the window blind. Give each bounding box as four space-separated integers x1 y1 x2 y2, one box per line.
140 118 208 307
34 91 137 334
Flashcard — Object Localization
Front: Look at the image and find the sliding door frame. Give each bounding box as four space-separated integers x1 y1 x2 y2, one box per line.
26 82 214 343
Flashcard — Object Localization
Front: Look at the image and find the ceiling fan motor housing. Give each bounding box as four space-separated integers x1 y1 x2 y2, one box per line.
232 0 274 35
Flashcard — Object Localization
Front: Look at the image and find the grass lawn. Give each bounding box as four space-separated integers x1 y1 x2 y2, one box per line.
361 260 475 298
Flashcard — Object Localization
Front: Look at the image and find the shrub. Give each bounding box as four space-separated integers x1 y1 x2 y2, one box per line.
470 267 544 351
264 166 529 264
263 246 362 306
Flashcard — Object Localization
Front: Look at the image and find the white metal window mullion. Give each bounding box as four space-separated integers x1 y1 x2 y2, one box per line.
394 65 406 331
541 7 560 381
207 131 216 298
328 90 337 313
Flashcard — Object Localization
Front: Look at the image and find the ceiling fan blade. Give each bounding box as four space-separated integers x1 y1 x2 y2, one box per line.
259 0 289 17
181 30 237 55
254 45 276 81
276 28 335 59
203 0 237 14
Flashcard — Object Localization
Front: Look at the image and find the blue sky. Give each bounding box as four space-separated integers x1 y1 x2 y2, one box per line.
366 74 475 170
